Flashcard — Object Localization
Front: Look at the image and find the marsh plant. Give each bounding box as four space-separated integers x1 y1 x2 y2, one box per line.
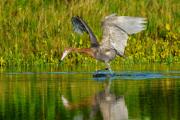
0 0 179 66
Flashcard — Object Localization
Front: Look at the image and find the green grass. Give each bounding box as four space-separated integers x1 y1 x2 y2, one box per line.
0 0 179 67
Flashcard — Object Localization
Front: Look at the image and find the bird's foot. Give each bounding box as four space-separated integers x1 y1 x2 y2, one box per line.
104 68 109 70
105 68 115 76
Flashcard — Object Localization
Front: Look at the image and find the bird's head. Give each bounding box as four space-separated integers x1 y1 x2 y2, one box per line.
61 48 72 61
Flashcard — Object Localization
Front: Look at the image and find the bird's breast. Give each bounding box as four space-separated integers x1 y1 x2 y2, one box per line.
94 48 116 62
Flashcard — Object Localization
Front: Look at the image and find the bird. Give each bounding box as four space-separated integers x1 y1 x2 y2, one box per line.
61 14 146 72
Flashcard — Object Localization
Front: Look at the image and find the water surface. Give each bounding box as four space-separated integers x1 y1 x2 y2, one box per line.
0 64 180 120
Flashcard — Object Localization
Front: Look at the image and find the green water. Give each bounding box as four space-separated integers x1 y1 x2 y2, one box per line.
0 64 180 120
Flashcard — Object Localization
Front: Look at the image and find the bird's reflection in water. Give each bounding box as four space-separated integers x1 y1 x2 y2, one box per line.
62 78 128 120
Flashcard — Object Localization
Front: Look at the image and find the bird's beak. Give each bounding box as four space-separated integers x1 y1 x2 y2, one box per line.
61 50 70 60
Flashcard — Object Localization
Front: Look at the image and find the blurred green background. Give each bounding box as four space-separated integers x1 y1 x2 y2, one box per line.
0 0 179 67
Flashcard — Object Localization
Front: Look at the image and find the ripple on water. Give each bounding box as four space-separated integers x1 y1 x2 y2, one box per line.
4 70 180 81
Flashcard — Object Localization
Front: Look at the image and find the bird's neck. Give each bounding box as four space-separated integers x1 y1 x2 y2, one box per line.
70 48 94 58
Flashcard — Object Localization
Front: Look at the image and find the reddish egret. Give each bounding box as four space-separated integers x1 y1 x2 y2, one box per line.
61 14 146 71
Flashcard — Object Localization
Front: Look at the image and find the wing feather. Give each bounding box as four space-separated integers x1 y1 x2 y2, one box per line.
71 16 99 47
101 14 146 56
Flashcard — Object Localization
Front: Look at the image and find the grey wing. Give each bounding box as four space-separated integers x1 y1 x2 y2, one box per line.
71 16 99 47
101 14 146 56
101 25 128 56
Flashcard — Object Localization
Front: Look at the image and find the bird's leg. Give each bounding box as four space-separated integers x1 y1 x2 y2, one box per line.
105 62 112 71
105 62 113 74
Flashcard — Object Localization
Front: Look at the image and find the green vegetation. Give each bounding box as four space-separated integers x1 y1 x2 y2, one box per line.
0 0 179 67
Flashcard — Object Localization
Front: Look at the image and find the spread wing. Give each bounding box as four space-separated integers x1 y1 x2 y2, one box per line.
101 14 146 56
71 16 99 47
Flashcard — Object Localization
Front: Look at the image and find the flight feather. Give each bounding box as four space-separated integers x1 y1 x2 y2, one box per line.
101 14 146 56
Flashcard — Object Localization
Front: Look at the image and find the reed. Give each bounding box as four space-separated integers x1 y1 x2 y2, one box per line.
0 0 179 66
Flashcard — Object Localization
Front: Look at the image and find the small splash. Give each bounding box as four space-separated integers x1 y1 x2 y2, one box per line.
92 70 180 81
